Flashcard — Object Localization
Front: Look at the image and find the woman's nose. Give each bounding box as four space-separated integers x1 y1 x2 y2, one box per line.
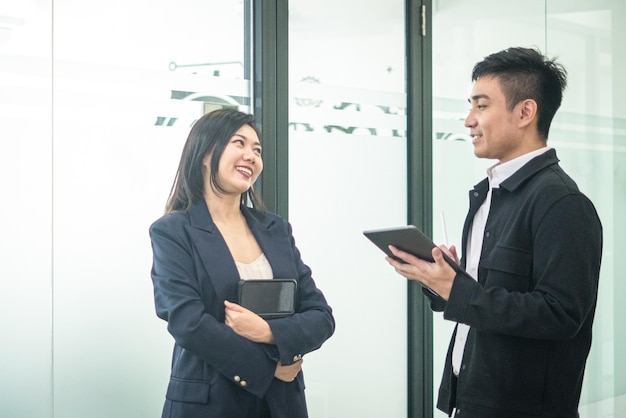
244 148 258 162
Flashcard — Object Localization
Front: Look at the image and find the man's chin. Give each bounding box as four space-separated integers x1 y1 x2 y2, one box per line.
473 146 485 158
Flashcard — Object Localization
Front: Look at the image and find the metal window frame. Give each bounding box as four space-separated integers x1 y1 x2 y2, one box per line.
406 1 434 417
252 0 289 219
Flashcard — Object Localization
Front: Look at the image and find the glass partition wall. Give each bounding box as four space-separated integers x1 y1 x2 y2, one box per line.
0 2 53 416
1 1 413 416
1 1 251 416
432 1 626 417
287 1 410 416
3 0 625 417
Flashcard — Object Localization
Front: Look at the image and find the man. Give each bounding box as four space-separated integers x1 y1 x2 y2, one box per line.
387 47 603 417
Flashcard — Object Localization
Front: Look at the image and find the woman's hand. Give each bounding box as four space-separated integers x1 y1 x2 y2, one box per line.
224 300 275 344
274 359 303 382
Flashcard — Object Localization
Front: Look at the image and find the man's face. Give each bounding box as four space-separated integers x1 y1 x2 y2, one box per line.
464 75 526 163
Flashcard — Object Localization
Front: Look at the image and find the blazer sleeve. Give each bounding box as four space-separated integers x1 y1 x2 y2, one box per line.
265 220 336 366
149 213 278 398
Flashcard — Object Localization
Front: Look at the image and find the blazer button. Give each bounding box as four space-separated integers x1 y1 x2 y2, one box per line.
240 380 247 387
293 354 302 362
234 375 241 382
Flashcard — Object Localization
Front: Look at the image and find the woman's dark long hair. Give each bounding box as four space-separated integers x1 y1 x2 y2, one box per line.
164 108 265 213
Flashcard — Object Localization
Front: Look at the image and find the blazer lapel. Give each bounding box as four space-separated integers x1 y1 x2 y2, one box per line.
184 201 299 309
186 200 241 306
242 207 298 280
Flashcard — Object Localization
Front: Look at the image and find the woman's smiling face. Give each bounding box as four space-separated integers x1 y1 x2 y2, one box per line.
204 124 263 196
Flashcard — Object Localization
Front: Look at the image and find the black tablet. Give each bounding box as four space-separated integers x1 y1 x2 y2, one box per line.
237 279 297 319
363 225 463 274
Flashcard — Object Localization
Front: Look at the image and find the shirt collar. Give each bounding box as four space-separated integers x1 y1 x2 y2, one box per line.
487 147 551 189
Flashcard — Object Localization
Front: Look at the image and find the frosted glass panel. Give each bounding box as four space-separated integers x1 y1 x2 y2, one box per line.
432 1 626 417
289 1 408 416
51 1 250 416
547 2 626 416
0 2 52 417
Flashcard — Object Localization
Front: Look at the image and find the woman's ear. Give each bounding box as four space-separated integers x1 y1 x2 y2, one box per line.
202 153 212 170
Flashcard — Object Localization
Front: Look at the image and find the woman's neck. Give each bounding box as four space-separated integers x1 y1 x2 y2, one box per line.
204 191 242 223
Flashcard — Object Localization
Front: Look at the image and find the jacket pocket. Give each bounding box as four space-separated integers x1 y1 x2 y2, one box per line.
166 378 210 404
481 246 532 291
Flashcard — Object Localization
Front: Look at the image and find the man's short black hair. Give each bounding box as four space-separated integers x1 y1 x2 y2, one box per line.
472 47 567 140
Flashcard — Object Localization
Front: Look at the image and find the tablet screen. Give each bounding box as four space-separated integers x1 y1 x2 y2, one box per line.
237 279 297 318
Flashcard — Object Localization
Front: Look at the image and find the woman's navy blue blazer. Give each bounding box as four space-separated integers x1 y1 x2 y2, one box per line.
149 200 335 418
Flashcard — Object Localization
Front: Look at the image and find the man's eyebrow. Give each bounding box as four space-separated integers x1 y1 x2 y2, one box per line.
468 94 490 103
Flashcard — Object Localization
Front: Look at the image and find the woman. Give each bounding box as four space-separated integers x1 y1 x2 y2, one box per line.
149 109 335 418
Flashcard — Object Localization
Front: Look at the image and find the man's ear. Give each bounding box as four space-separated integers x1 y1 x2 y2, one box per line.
518 99 538 128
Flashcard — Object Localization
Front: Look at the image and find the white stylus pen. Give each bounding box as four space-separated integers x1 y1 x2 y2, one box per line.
440 210 449 247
